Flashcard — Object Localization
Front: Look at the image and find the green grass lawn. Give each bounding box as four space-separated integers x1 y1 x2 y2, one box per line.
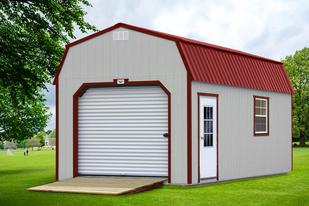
0 148 309 206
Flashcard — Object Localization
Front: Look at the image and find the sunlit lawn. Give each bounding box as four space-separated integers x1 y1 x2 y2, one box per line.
0 148 308 206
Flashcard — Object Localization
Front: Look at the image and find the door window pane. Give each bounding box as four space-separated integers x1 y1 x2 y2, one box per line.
204 134 213 147
203 106 214 147
204 120 213 133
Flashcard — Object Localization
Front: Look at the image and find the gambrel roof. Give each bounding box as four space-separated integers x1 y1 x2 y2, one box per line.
53 23 293 94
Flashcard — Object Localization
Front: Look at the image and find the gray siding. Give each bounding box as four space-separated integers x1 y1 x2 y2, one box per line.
191 81 292 184
58 27 188 184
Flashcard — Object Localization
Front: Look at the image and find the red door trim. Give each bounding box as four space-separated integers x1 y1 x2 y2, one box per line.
72 79 171 183
197 92 219 182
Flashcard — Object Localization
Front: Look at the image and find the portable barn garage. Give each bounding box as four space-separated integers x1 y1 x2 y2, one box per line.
53 23 293 185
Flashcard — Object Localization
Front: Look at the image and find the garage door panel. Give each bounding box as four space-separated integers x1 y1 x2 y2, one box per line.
79 159 167 163
78 171 167 176
83 89 163 95
79 126 167 130
79 146 168 150
79 120 167 124
79 148 167 153
78 86 168 177
78 134 166 138
79 142 167 146
79 143 167 147
79 166 167 171
79 123 167 127
79 153 168 157
79 98 167 104
79 132 166 136
78 115 167 120
78 110 167 115
78 112 166 119
79 105 167 110
79 101 167 106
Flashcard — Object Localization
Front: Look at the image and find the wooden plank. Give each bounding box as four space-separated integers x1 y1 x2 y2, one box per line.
28 177 166 195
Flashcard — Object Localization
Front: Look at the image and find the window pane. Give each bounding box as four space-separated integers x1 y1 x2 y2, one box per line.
255 117 266 132
255 107 260 115
256 123 266 132
204 106 213 120
210 134 213 146
256 99 267 108
205 120 213 133
256 116 266 124
204 134 213 147
256 99 262 107
256 107 266 115
209 107 213 119
209 121 213 133
261 108 266 115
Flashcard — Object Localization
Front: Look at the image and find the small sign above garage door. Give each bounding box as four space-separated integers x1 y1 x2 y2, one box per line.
77 86 168 177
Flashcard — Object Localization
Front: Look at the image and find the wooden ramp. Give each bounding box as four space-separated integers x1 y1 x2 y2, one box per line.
28 176 166 195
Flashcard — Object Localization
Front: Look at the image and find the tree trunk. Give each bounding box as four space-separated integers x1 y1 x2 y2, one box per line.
300 131 306 147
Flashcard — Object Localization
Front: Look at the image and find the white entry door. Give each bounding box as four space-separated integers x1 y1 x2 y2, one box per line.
200 96 217 179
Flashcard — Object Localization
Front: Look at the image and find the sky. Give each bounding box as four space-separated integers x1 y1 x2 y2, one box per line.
45 0 309 130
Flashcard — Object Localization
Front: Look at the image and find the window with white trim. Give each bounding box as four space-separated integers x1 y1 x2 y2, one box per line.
254 96 269 135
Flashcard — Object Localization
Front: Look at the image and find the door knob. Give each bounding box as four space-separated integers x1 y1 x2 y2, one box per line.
163 133 168 138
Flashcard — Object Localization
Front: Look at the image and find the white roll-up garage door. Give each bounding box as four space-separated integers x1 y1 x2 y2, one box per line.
78 86 168 177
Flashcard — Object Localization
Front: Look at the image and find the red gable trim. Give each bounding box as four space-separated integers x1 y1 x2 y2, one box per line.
53 46 69 85
52 23 121 85
52 22 293 94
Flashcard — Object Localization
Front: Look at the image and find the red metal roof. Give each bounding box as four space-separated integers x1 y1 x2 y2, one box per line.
53 23 293 94
178 42 293 93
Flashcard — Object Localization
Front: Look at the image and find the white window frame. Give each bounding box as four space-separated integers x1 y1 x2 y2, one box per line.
254 96 269 136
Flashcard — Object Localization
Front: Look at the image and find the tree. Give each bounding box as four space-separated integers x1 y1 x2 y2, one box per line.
284 47 309 146
26 137 41 150
0 1 96 142
48 129 56 139
4 141 17 149
0 89 50 142
35 131 47 147
17 140 26 149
